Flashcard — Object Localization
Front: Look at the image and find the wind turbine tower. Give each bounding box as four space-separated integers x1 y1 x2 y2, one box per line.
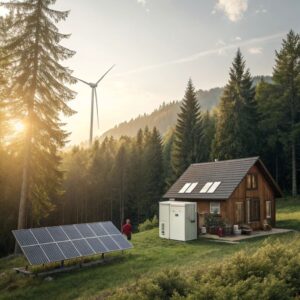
74 64 115 145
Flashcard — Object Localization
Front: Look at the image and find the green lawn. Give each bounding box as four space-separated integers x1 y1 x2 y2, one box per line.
0 197 299 300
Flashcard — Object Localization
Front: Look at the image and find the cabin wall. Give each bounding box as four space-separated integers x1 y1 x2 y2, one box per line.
196 165 276 231
228 165 275 229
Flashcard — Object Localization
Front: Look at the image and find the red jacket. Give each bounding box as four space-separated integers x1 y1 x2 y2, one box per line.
122 223 132 236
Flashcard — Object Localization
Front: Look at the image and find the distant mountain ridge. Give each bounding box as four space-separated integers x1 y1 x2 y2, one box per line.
100 75 272 140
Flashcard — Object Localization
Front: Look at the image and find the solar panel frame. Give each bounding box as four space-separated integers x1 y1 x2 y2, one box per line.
13 221 132 265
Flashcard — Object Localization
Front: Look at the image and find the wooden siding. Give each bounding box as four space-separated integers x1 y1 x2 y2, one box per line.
196 164 276 230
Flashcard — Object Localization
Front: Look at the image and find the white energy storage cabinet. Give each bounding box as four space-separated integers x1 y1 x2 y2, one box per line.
159 201 197 241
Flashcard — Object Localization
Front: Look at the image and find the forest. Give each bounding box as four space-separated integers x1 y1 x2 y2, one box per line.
0 1 299 258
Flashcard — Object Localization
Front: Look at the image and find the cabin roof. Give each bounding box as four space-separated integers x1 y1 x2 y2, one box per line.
163 157 282 200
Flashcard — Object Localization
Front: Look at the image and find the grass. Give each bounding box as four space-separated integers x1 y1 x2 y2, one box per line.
276 196 300 230
0 197 299 300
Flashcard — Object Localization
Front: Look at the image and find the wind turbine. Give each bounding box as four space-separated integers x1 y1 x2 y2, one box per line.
74 64 115 145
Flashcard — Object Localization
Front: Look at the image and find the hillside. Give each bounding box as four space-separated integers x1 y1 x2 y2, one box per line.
100 76 272 140
0 196 298 300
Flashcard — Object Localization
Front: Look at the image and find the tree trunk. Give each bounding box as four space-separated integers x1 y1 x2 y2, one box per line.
292 139 297 197
15 131 31 253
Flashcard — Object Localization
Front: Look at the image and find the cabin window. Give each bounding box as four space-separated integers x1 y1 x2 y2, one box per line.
266 201 272 218
246 174 258 190
249 198 260 222
210 202 220 214
236 202 244 223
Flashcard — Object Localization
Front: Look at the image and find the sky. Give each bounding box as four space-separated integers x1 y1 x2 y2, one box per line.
7 0 300 144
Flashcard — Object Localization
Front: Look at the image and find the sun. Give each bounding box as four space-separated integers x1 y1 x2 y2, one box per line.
13 121 25 134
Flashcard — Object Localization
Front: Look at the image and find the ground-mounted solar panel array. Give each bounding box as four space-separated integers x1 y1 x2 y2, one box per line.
12 221 132 265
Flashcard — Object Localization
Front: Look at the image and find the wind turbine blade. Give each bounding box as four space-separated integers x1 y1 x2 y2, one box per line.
96 64 115 85
73 76 90 86
95 89 100 129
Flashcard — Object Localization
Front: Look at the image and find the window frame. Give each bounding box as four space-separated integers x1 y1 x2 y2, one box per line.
246 174 258 190
210 202 221 215
266 201 272 219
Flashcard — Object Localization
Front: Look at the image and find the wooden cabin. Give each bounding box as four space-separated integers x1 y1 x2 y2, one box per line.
163 157 282 231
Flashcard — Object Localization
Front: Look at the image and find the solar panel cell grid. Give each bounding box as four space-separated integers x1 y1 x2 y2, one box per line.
13 230 37 246
75 224 95 238
112 234 132 249
41 243 65 262
31 228 54 244
88 223 107 236
62 225 82 239
22 245 49 265
47 226 69 242
57 241 80 259
101 222 120 235
72 239 95 256
13 221 132 265
99 236 120 251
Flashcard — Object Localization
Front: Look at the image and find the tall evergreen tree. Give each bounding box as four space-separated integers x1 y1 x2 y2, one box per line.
1 1 76 234
272 30 300 196
213 49 258 160
171 79 202 180
143 127 164 218
163 127 175 187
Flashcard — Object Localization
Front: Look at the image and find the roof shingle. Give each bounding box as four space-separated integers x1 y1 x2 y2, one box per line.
163 157 282 200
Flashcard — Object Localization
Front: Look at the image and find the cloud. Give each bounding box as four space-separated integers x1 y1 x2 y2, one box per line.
137 0 146 6
215 0 248 22
235 36 242 41
248 47 263 54
115 32 284 76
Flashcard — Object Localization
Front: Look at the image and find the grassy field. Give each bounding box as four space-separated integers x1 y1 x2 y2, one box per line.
0 197 299 300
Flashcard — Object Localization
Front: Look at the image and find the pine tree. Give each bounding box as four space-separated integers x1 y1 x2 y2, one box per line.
1 1 76 234
163 127 175 187
272 30 300 196
112 144 128 229
213 49 258 160
143 127 164 218
171 79 202 180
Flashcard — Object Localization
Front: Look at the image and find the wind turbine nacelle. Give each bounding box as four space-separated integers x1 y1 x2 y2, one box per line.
89 83 97 88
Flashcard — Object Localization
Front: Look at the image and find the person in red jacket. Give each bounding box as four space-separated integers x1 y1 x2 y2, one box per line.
122 219 132 240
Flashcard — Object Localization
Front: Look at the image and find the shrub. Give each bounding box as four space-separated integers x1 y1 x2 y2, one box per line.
110 237 300 300
138 215 159 232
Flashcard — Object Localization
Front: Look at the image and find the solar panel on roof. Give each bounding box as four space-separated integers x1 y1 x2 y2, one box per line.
13 221 132 265
185 182 198 193
199 182 213 193
179 183 191 193
207 181 221 193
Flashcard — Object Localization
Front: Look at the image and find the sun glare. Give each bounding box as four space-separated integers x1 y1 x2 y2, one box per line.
13 121 25 134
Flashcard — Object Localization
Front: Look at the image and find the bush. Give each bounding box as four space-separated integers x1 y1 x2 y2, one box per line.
138 215 158 232
110 238 300 300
